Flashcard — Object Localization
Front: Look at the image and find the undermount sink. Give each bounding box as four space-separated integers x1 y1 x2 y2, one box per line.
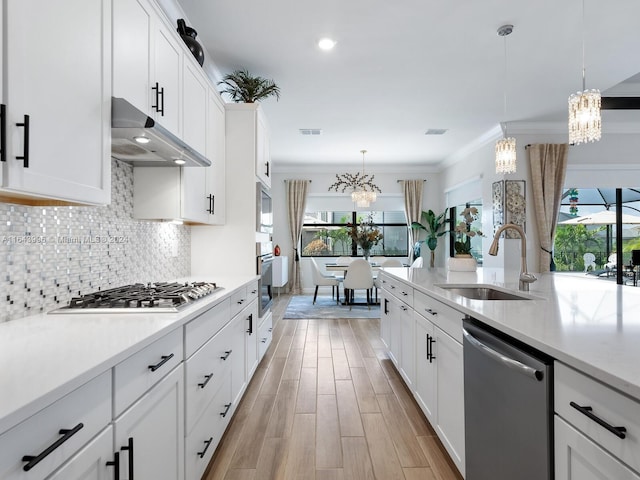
436 284 533 301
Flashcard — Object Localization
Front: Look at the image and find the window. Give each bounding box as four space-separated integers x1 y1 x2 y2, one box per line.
301 211 408 257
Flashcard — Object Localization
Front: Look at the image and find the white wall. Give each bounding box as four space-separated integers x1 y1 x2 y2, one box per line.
271 166 440 292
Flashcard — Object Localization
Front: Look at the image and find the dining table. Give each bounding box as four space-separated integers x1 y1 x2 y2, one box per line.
324 261 408 305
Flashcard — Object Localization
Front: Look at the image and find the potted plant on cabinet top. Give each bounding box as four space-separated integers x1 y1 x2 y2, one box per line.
218 69 281 103
411 209 448 268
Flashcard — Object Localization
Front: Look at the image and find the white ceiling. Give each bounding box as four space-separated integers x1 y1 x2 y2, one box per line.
176 0 640 168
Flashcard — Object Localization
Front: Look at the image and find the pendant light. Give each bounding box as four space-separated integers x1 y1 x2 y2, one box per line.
328 149 381 207
568 0 601 145
351 150 377 207
495 24 516 175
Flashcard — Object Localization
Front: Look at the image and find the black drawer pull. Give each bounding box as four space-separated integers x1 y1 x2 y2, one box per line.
159 86 165 115
120 437 134 480
401 291 408 296
425 308 437 316
237 299 245 305
197 437 214 458
384 298 389 314
16 114 30 168
0 104 6 162
400 305 408 311
247 313 253 335
220 403 232 418
570 401 627 439
251 289 257 294
151 82 160 112
198 373 214 389
261 338 267 343
148 353 174 372
106 451 120 480
220 350 232 361
265 160 270 177
22 422 84 471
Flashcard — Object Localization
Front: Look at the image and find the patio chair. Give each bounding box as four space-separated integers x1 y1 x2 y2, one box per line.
583 253 596 273
605 253 617 272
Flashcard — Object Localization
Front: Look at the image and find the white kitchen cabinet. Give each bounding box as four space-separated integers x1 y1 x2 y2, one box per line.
114 365 184 480
182 62 208 159
272 256 289 291
46 426 114 480
258 311 273 361
204 88 226 225
230 310 247 409
1 0 110 205
244 300 260 381
414 314 436 422
255 110 271 188
113 0 181 137
555 416 640 480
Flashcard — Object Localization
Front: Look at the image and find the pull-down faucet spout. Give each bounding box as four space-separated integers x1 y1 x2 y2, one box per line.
489 223 537 291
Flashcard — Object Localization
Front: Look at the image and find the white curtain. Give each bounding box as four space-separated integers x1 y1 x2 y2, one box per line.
401 180 424 261
527 144 569 272
286 180 310 294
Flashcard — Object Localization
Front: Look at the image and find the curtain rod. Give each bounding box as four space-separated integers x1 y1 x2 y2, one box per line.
396 179 426 182
283 179 312 182
525 143 573 149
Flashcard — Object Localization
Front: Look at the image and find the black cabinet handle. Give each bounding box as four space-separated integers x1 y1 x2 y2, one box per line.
198 373 214 389
251 289 258 294
22 422 84 471
106 451 120 480
425 308 437 316
159 86 165 115
400 305 408 311
261 337 267 343
151 82 164 115
152 82 160 111
426 334 436 363
247 313 253 335
206 194 215 214
265 161 270 177
220 350 232 361
569 401 627 439
197 437 214 458
268 327 273 333
148 353 174 372
0 104 6 162
220 403 232 418
16 114 29 168
384 298 389 314
120 437 134 480
237 299 245 305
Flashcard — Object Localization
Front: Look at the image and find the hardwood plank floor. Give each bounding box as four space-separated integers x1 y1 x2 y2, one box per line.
203 294 462 480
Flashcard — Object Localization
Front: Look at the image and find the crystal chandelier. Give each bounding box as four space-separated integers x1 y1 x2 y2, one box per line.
328 150 381 207
495 24 516 175
568 0 601 145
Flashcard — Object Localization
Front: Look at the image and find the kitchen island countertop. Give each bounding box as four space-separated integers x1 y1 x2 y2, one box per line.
0 275 258 436
382 267 640 402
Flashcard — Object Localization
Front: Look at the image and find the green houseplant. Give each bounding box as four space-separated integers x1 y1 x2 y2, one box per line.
411 209 448 268
218 69 281 103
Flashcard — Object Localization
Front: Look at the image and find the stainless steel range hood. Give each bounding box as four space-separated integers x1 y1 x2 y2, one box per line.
111 97 211 167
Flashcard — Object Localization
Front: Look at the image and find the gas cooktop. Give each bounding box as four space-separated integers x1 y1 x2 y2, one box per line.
49 282 222 314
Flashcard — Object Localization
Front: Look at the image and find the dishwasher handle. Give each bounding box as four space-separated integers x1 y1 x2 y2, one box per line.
462 328 544 381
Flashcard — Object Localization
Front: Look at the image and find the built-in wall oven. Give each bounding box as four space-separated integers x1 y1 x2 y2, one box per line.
257 247 273 317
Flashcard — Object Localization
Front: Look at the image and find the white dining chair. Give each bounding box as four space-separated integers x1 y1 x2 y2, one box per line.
343 259 374 309
310 258 340 304
335 256 354 265
410 257 424 268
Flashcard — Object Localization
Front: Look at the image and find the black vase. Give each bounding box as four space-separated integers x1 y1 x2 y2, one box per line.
177 19 204 67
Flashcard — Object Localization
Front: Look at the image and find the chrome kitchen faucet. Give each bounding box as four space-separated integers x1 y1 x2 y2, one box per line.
489 223 537 291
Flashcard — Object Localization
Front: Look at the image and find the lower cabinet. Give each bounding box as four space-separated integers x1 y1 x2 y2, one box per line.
114 366 184 480
555 416 640 480
46 426 114 480
245 301 260 381
257 311 273 361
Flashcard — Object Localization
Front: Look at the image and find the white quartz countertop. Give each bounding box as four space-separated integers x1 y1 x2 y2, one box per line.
0 275 259 435
383 267 640 402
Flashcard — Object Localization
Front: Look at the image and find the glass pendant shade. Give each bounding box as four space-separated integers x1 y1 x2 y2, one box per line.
568 89 601 144
495 137 517 174
351 190 376 208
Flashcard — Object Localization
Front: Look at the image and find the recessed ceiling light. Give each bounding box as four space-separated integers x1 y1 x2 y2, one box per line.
133 135 151 144
318 38 336 51
173 158 186 165
299 128 323 136
425 129 448 135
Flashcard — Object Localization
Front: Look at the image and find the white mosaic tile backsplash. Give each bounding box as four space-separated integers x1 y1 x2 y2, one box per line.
0 159 190 322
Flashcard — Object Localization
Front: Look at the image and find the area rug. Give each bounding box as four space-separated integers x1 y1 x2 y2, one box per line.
283 294 380 319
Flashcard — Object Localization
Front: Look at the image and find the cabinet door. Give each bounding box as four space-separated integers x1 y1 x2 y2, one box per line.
434 327 465 474
4 0 110 204
0 1 4 187
112 0 151 114
182 62 208 157
255 110 271 187
46 427 114 480
230 312 247 408
414 314 436 423
245 300 260 380
379 290 390 349
205 89 226 225
152 25 182 136
555 416 640 480
399 302 415 388
180 166 208 223
114 366 184 480
387 295 402 367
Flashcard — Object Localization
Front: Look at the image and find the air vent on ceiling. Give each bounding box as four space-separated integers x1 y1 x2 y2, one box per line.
299 128 323 136
425 129 448 135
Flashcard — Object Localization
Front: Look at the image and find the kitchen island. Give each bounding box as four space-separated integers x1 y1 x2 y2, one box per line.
379 266 640 480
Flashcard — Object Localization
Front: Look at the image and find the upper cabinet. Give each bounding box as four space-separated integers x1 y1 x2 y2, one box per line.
0 0 111 205
226 103 272 189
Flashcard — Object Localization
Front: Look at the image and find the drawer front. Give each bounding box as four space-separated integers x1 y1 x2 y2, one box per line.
555 362 640 473
258 310 273 361
184 320 234 434
414 290 463 343
230 287 250 319
381 275 413 307
185 370 232 480
185 299 231 358
114 328 183 417
0 371 111 480
246 281 259 304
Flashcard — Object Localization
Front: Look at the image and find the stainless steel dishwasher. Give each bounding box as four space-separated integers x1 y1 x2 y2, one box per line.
463 318 553 480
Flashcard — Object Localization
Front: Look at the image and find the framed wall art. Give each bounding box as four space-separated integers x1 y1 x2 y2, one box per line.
504 180 526 238
492 180 504 235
